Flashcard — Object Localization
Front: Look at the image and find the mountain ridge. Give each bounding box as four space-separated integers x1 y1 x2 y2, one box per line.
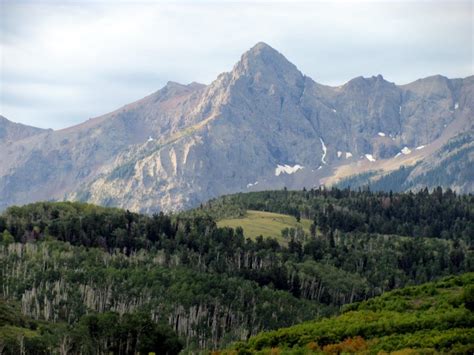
0 115 49 142
0 42 472 212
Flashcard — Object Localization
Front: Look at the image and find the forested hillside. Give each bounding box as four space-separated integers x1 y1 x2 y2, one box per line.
198 187 473 241
0 188 472 352
1 241 325 353
0 297 183 354
227 273 474 354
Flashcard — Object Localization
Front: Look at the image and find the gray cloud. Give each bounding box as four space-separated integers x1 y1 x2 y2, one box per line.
0 0 472 129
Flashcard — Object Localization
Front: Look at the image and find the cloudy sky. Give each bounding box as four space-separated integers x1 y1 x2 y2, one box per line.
0 0 472 129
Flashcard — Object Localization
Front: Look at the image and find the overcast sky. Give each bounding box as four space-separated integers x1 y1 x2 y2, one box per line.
0 0 472 129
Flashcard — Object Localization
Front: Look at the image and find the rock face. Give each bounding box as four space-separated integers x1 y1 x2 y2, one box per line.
0 42 473 212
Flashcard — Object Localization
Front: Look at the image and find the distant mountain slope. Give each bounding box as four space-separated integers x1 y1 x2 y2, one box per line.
0 82 206 211
335 130 474 193
1 42 472 212
227 273 474 354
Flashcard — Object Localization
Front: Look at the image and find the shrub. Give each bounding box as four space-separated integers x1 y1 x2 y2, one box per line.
322 336 368 353
462 285 474 311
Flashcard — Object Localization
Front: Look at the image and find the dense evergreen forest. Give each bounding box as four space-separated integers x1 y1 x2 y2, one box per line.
0 188 472 352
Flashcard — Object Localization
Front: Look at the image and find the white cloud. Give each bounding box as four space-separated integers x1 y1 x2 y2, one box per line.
0 0 472 129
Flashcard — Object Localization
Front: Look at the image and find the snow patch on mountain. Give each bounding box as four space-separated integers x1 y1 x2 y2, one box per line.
401 147 412 155
320 138 327 164
365 154 376 162
275 164 304 176
378 132 386 137
247 181 258 188
345 152 353 159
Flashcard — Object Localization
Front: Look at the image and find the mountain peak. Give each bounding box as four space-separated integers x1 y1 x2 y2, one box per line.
247 41 276 55
232 42 303 86
242 42 286 63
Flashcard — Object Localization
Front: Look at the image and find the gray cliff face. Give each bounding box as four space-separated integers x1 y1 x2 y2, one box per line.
1 43 472 212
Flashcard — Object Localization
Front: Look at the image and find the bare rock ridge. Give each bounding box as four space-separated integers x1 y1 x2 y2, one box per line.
0 42 472 212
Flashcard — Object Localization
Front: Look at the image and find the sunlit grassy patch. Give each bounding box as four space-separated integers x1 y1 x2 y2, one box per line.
217 210 312 241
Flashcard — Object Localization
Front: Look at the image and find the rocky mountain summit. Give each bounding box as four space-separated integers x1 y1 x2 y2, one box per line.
1 42 472 212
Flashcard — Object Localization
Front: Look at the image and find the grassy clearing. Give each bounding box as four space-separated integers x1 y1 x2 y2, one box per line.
217 210 312 241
